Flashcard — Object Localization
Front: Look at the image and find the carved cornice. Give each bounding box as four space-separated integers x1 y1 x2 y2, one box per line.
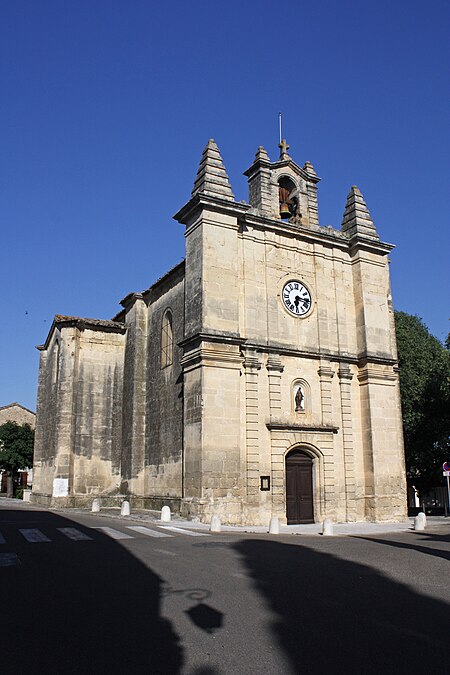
357 367 398 384
179 331 245 350
174 193 250 227
267 422 338 434
181 345 243 372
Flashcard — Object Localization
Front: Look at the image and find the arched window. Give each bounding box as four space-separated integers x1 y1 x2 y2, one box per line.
52 339 60 385
161 310 173 368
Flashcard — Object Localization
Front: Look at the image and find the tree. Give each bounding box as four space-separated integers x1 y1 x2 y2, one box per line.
0 422 35 498
394 311 450 500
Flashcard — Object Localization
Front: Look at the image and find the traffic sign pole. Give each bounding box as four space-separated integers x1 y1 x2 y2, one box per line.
447 475 450 515
444 464 450 516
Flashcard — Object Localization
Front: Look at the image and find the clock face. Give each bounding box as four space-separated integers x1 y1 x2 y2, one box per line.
282 280 312 317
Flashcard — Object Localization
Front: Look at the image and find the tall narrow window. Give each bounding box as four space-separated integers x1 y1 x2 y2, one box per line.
52 340 60 385
161 310 173 368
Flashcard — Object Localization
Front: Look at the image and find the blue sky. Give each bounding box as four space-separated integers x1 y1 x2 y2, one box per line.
1 0 449 411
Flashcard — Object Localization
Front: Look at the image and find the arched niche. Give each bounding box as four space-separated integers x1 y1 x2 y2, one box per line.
292 378 311 414
278 175 298 219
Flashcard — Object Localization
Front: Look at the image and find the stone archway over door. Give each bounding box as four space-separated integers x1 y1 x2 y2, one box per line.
286 449 314 524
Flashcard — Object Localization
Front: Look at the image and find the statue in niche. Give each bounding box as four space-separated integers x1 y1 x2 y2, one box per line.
295 385 305 412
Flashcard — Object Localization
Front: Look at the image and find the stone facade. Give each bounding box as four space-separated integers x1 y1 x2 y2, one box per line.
0 402 35 428
32 137 407 524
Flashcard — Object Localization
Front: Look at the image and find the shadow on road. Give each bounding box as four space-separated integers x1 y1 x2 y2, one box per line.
233 538 449 674
355 531 450 562
0 508 182 674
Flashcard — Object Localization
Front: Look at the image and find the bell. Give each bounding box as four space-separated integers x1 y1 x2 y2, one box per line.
280 202 291 218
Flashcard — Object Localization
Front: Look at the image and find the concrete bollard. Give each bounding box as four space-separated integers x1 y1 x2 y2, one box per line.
322 518 334 536
161 505 171 522
92 498 101 513
121 500 130 516
414 512 426 531
269 517 280 534
210 515 221 533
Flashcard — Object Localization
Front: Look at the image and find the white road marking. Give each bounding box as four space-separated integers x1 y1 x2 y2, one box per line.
158 526 209 537
92 527 133 540
57 527 93 541
0 552 20 566
19 528 51 543
0 532 5 544
126 526 173 538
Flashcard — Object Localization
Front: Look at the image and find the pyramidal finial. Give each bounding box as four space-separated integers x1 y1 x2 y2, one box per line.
255 146 270 162
303 160 316 176
341 186 379 239
191 139 235 201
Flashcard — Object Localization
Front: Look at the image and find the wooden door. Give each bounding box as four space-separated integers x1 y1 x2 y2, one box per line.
286 450 314 524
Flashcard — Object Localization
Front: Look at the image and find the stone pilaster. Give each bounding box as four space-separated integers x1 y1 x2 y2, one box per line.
243 351 262 501
306 182 319 226
244 147 275 218
318 361 335 510
121 294 147 493
53 328 79 497
318 362 334 425
32 348 49 496
267 356 284 511
303 161 320 226
338 365 356 520
266 356 284 416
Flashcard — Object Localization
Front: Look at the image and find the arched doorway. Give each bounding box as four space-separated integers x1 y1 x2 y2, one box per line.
286 449 314 524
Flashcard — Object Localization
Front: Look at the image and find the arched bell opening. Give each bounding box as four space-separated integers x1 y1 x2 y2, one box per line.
285 448 314 524
278 176 297 220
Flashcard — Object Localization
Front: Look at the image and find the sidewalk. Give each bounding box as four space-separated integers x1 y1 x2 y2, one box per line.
2 496 448 536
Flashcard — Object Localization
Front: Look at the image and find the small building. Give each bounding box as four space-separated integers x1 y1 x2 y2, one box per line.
0 402 36 429
0 402 35 490
32 138 407 524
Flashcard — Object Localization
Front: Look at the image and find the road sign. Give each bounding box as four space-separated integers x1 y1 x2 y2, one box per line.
444 471 450 477
443 462 450 472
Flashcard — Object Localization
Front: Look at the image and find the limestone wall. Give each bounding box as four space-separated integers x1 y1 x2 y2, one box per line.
180 198 406 524
143 267 185 498
32 322 126 505
33 340 59 497
72 329 125 497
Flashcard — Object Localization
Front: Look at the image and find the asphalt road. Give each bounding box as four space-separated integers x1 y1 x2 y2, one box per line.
1 503 449 675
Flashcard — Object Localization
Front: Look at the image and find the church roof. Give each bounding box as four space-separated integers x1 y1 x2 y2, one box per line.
0 402 35 415
53 315 126 329
191 139 235 201
37 315 126 350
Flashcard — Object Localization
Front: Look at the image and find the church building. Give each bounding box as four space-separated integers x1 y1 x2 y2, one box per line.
32 138 407 524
